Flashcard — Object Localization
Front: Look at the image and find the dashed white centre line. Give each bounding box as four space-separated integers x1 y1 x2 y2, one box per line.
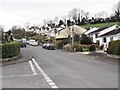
32 57 58 88
29 60 37 75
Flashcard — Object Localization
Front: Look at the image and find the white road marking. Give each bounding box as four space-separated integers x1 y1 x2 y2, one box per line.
29 60 37 75
32 57 58 88
0 74 39 78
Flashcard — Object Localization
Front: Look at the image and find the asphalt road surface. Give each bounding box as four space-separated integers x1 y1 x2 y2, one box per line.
2 45 118 88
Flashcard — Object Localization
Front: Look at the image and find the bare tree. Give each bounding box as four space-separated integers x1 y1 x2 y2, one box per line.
68 8 79 22
61 15 67 24
115 1 120 21
95 11 108 19
84 12 89 20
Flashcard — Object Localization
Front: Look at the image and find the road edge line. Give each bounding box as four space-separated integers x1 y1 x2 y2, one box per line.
32 57 58 88
29 60 37 75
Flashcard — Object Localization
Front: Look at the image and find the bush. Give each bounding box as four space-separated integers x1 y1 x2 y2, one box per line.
107 40 120 55
89 45 96 51
55 41 63 49
1 42 20 58
99 45 104 50
63 44 71 51
80 34 92 44
72 42 83 52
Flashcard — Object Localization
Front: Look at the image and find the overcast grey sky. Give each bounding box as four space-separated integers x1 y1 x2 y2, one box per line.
0 0 119 30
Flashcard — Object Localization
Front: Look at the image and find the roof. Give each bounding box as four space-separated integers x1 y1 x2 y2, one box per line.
56 35 68 39
69 25 87 35
84 27 99 35
99 27 120 37
90 26 111 34
48 25 87 39
98 25 118 36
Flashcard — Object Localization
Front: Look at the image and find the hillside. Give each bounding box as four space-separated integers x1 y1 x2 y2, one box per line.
80 22 120 29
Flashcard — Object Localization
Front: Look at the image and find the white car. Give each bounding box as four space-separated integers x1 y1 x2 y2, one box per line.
21 38 27 43
29 40 38 46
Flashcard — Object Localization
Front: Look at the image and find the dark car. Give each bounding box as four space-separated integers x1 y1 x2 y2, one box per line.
46 43 55 50
21 42 27 47
42 43 55 50
19 40 27 47
42 43 48 49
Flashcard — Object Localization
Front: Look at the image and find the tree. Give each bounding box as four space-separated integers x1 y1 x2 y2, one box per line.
74 34 80 42
68 8 79 23
7 30 12 36
84 12 89 21
25 31 34 38
58 20 64 26
115 8 120 22
11 26 25 39
67 20 72 26
61 15 67 24
7 30 13 41
0 26 4 42
110 1 120 22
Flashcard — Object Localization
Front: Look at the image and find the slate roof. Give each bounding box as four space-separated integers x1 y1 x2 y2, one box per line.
99 27 120 37
90 26 111 34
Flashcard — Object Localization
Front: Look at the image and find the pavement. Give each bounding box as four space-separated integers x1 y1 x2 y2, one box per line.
1 45 118 88
78 50 119 64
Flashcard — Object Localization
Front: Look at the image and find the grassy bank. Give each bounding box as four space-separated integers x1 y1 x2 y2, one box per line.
80 22 120 29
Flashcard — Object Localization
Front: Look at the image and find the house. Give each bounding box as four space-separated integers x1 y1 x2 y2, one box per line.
98 25 119 46
84 27 99 43
84 24 120 50
46 25 87 44
55 25 87 40
86 26 110 44
84 27 99 35
98 26 120 51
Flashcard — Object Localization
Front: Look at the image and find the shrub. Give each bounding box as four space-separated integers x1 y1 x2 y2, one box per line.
89 45 96 51
1 41 20 58
107 40 120 55
72 42 83 52
80 34 92 44
55 40 63 49
63 44 71 51
99 45 104 50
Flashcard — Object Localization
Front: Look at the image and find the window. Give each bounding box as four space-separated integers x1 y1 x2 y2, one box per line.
103 37 106 43
95 34 98 38
110 37 113 41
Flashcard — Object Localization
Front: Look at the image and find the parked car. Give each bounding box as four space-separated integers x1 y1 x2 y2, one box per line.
29 39 38 46
21 38 27 43
42 43 48 49
26 40 30 44
42 43 55 50
18 40 27 47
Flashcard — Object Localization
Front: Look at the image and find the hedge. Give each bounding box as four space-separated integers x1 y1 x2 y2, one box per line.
89 45 96 51
0 41 20 58
107 40 120 55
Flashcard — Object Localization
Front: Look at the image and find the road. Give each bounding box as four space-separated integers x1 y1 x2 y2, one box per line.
2 45 118 88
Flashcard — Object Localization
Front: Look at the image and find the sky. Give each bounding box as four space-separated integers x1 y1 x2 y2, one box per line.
0 0 119 31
